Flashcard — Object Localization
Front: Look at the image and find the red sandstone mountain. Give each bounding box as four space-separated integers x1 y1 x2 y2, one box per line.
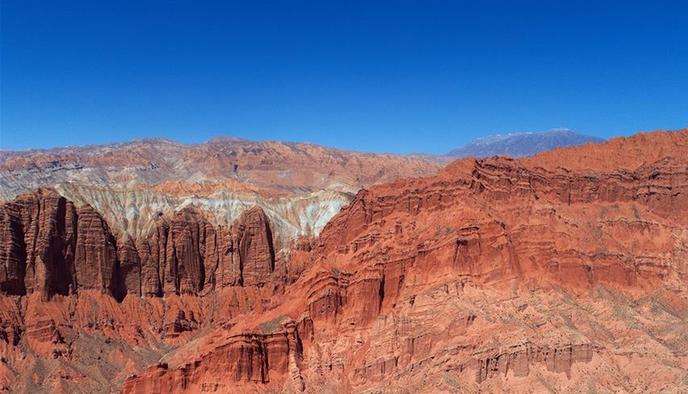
1 129 688 393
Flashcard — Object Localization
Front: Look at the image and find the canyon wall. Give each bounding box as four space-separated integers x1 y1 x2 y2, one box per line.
0 189 282 301
1 130 687 393
121 130 688 393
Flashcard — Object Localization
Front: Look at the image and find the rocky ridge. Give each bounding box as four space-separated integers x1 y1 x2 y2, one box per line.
0 189 285 300
0 129 687 392
0 137 440 254
122 129 688 393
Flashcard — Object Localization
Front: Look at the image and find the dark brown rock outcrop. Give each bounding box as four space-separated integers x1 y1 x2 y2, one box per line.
231 206 276 287
74 205 118 295
117 235 141 297
0 190 278 300
0 189 122 299
0 189 78 299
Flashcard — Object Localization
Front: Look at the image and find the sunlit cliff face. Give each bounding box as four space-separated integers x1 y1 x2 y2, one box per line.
1 130 688 393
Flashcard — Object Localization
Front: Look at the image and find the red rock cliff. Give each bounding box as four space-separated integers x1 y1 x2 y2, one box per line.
0 190 279 300
119 130 688 393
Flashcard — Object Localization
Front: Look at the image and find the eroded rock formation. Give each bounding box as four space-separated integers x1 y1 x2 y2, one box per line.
1 129 688 393
0 188 79 299
0 190 279 301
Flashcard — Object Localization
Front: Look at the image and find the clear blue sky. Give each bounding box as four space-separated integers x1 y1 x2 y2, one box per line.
2 1 687 154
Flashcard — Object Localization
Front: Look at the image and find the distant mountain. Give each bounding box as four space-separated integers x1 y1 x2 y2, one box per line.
447 128 604 158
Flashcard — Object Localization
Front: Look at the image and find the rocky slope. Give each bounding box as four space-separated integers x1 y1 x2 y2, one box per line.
1 129 688 393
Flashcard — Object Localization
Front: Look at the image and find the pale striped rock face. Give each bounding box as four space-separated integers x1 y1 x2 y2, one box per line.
0 137 441 250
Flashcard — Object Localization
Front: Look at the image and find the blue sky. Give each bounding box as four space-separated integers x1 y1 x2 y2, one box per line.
1 1 687 154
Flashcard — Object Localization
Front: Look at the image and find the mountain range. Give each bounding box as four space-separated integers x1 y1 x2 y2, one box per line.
0 128 687 393
447 128 604 158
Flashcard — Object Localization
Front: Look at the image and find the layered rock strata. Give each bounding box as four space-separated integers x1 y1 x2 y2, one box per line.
1 129 687 393
0 189 280 301
120 130 688 393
